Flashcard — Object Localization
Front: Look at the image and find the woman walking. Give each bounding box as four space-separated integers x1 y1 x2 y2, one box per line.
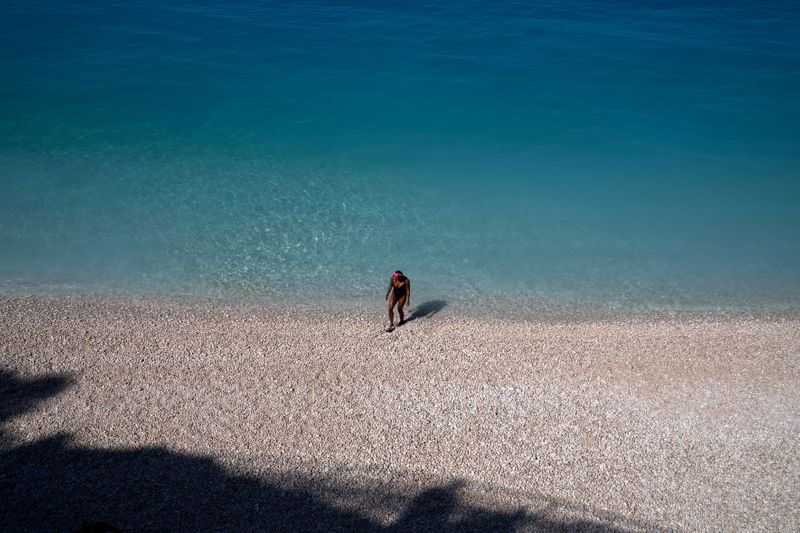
385 271 411 332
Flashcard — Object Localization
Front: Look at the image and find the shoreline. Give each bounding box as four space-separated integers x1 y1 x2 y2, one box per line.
2 288 799 323
1 294 798 530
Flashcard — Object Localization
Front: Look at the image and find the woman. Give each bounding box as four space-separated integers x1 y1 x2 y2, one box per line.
385 270 411 331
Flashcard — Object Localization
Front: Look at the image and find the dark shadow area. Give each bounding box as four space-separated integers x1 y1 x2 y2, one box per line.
406 300 447 322
0 369 663 532
0 369 73 440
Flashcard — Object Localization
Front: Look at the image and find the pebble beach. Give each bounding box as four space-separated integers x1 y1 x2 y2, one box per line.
1 294 798 531
4 0 800 530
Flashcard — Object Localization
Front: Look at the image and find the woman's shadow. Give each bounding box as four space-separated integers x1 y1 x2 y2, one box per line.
405 300 447 322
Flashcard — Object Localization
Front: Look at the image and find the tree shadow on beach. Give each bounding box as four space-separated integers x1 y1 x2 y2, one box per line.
406 300 447 322
0 369 664 532
0 369 72 441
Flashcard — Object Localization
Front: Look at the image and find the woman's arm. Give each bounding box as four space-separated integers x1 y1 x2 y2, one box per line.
406 280 411 307
385 278 393 301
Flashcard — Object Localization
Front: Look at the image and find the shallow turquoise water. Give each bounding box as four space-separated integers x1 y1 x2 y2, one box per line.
1 1 799 309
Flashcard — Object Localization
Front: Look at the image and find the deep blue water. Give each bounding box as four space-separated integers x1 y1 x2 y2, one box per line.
2 0 799 309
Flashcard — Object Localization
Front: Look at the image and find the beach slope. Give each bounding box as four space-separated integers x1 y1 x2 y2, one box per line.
1 295 798 531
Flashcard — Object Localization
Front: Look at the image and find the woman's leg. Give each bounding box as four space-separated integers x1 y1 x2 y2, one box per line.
387 294 397 330
396 296 407 324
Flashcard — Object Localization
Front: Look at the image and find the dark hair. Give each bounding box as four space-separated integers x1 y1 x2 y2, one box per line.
394 270 404 276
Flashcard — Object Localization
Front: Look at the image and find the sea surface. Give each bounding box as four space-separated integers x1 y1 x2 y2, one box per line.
2 0 799 310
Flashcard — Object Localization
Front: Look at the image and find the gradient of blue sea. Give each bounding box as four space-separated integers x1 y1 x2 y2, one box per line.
2 0 799 309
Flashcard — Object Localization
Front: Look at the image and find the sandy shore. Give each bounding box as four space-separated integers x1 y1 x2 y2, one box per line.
1 294 798 531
